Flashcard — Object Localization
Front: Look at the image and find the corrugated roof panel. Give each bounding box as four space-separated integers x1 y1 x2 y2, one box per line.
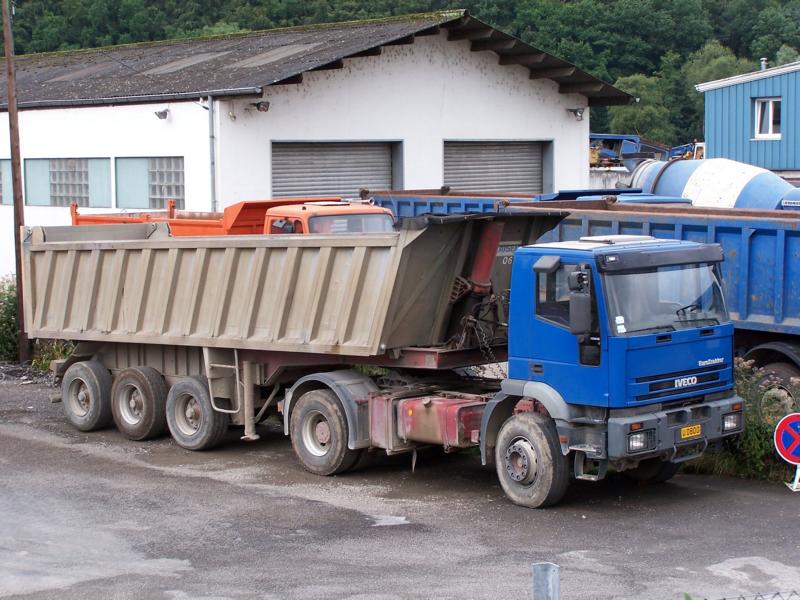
143 51 233 75
226 44 322 69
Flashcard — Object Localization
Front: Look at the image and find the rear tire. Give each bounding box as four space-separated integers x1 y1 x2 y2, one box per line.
624 459 680 484
290 389 359 475
166 376 228 451
111 367 168 441
61 361 113 432
494 412 570 508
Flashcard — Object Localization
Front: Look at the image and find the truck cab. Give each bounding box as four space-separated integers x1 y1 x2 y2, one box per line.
481 235 744 506
264 202 395 234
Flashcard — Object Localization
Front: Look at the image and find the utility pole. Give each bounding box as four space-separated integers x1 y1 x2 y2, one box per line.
2 0 30 363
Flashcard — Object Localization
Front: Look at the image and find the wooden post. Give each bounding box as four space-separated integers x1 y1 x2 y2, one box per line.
2 0 30 363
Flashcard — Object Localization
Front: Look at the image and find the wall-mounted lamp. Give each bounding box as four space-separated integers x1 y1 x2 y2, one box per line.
154 108 170 120
250 101 270 113
566 107 585 121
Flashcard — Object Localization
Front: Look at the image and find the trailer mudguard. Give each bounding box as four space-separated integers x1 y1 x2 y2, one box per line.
743 341 800 369
283 369 377 450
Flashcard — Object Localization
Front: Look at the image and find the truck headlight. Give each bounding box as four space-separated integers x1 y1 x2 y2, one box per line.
722 412 742 432
628 429 656 453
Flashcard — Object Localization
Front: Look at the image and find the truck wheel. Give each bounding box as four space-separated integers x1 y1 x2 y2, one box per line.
61 361 113 432
624 459 680 484
754 362 800 426
290 389 359 475
494 412 570 508
166 376 228 451
111 367 168 441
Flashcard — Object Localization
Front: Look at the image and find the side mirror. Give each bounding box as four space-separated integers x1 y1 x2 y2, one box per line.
568 269 589 291
569 291 592 335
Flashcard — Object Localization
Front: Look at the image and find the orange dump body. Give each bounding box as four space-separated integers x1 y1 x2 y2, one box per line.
70 197 345 236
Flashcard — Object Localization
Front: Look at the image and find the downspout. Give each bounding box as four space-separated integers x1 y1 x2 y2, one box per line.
208 95 218 212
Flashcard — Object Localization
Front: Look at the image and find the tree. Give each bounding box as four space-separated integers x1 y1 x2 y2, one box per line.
775 44 800 65
683 41 756 139
608 74 677 144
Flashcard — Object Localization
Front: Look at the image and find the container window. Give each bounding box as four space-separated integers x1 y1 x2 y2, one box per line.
116 156 184 209
24 158 111 207
754 98 781 139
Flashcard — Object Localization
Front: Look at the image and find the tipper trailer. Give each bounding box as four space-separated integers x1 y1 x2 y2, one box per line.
22 206 743 507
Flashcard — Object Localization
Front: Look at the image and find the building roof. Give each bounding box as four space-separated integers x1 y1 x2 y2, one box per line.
696 60 800 93
0 10 631 110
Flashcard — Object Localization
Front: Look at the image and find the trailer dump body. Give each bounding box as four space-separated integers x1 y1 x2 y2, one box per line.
22 210 564 358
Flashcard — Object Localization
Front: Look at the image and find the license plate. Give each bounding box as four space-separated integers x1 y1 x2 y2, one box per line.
680 424 702 439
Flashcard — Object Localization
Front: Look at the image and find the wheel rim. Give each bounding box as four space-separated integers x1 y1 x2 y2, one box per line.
174 393 202 436
301 410 331 457
504 437 538 486
67 379 92 417
118 383 145 426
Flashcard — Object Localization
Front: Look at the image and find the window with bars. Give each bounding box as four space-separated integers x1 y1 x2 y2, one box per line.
24 158 111 207
116 157 185 209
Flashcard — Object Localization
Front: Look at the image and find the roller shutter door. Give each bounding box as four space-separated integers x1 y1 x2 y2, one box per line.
272 142 393 198
444 141 544 194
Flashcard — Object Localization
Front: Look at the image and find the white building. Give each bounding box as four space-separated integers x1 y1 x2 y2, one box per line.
0 10 629 274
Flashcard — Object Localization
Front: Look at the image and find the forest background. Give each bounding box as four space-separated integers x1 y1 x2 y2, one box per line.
8 0 800 144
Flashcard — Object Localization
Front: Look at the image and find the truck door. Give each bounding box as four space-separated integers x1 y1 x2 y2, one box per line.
529 259 608 407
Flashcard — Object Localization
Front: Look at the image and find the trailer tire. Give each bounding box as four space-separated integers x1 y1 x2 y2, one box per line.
111 367 168 441
166 376 228 451
624 459 680 484
754 362 800 426
290 389 359 476
494 413 570 508
61 361 113 432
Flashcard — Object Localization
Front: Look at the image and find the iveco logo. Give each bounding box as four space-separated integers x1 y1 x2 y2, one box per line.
674 376 698 388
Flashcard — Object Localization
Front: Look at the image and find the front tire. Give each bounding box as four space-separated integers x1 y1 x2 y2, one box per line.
290 389 359 475
494 412 570 508
61 361 113 432
111 367 168 441
166 376 228 451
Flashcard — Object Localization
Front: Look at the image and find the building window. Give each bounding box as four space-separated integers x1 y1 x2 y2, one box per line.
0 160 11 205
754 98 781 139
24 158 111 207
116 157 184 209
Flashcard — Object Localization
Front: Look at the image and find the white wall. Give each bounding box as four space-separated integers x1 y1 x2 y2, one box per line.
0 101 210 274
216 32 591 204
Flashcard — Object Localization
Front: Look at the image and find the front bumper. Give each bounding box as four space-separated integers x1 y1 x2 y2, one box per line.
607 394 743 461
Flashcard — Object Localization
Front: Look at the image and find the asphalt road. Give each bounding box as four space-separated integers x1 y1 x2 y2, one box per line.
1 378 799 600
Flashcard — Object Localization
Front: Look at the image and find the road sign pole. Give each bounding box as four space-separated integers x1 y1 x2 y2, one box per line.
788 465 800 493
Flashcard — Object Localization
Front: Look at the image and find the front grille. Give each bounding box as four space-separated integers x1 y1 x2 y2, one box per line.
648 372 720 392
635 363 726 383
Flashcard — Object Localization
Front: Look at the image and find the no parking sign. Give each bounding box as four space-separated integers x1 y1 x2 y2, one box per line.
774 413 800 491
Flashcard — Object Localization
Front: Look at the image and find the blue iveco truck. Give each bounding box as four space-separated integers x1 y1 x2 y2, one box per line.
478 233 742 506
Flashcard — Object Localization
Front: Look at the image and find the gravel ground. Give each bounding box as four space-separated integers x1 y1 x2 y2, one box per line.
1 377 799 600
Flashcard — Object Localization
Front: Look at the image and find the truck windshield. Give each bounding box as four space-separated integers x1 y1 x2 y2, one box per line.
604 263 727 336
308 214 394 234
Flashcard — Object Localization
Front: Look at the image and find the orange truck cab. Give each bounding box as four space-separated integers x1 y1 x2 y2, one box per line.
71 198 395 236
265 201 395 234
